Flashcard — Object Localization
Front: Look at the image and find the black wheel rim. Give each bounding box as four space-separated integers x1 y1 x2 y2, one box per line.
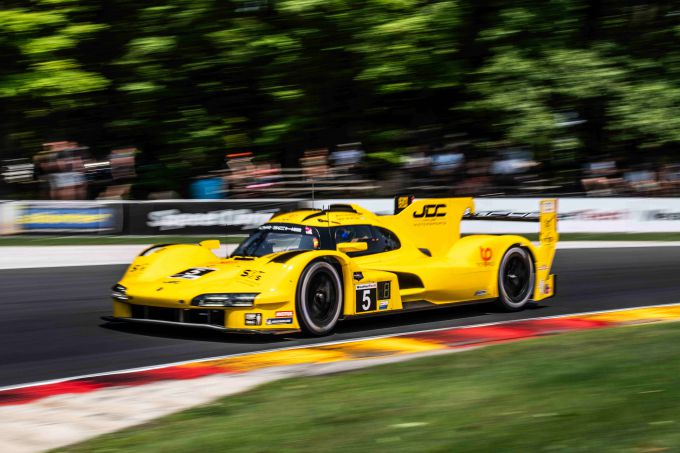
305 269 338 327
503 254 530 302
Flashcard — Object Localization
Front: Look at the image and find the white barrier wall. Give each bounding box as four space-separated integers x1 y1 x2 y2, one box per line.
2 198 680 235
313 198 680 233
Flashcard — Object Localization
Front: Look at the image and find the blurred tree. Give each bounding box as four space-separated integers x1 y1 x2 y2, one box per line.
0 0 109 155
0 0 679 193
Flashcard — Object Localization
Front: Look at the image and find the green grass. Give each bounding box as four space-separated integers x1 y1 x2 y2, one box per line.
0 235 245 246
59 321 680 453
3 232 680 246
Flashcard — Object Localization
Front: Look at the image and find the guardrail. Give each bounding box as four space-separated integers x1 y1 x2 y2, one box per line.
2 197 680 235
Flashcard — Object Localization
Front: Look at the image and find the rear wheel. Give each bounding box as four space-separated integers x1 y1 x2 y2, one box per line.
296 261 343 335
496 247 534 311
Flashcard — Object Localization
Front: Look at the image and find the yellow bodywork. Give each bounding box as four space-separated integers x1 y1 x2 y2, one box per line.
111 198 558 333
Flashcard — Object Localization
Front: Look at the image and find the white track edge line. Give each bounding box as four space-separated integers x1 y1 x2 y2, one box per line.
2 301 679 393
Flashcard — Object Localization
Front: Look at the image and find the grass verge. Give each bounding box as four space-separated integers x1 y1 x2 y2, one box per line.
3 232 680 246
59 321 680 452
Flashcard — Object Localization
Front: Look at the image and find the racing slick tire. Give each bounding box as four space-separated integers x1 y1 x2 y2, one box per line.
496 246 535 311
296 260 343 336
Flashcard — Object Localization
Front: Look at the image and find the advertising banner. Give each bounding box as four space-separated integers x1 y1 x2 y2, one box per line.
466 198 680 234
0 201 17 235
311 198 680 234
124 200 302 235
13 202 123 234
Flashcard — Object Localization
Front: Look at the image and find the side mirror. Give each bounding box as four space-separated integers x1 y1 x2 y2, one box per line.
336 242 368 254
199 239 221 250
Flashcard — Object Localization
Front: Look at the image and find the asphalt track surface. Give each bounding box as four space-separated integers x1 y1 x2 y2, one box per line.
1 247 679 388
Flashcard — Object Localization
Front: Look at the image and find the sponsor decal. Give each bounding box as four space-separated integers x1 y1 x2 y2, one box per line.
259 224 302 233
170 268 216 280
353 271 364 281
148 209 273 231
540 200 556 214
413 204 447 218
15 203 121 233
275 311 293 318
538 265 547 271
379 300 388 310
474 290 487 296
129 264 147 273
266 317 293 325
18 212 111 226
558 210 626 221
645 210 680 221
355 282 377 312
480 247 493 266
304 226 314 235
378 281 391 300
539 280 545 295
244 313 262 326
240 269 264 281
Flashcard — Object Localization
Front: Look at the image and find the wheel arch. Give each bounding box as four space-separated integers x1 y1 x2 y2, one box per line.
500 239 539 299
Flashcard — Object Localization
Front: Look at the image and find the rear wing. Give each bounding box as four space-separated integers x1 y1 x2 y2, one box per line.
462 199 558 249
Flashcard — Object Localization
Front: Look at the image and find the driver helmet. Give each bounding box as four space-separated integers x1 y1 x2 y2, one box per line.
335 227 354 242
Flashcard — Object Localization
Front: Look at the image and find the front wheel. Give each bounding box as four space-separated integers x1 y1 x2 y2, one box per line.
496 247 534 311
296 260 343 336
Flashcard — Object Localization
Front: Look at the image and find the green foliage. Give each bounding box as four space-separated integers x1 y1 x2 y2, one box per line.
0 0 678 179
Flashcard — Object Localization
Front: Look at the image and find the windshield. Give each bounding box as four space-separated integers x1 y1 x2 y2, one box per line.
231 224 321 257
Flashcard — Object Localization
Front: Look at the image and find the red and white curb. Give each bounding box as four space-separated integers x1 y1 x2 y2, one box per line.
3 303 680 452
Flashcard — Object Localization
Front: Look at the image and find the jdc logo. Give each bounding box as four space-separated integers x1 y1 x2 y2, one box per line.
413 204 447 218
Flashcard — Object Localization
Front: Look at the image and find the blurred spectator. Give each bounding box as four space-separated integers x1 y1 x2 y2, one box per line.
245 161 282 194
110 147 137 181
659 164 680 195
456 158 492 196
402 147 432 182
330 143 364 171
490 148 538 180
581 159 624 196
226 152 256 197
300 148 330 180
624 164 659 195
40 141 88 200
431 149 464 175
94 147 138 199
190 174 225 199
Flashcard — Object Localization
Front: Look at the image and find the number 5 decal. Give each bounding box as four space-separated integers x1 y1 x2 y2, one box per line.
355 283 377 312
361 290 372 311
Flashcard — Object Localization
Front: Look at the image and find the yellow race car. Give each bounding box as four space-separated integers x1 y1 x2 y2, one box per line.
106 197 557 335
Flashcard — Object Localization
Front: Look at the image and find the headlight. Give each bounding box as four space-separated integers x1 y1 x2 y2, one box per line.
111 284 128 301
191 293 258 307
